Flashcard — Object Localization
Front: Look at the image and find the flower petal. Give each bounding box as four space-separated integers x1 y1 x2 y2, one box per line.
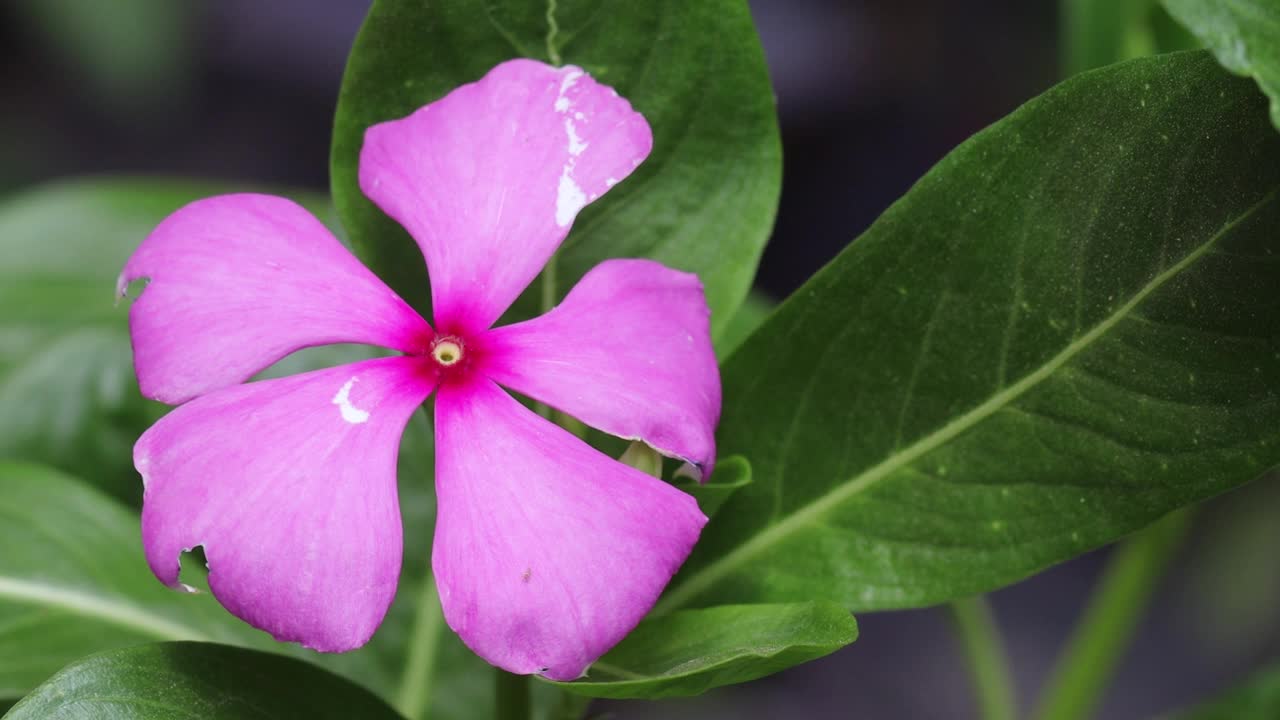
120 194 433 404
360 59 653 334
485 259 721 478
137 357 436 652
433 378 706 680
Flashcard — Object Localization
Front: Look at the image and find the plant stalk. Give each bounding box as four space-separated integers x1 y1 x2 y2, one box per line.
536 257 559 420
1033 510 1192 720
948 596 1017 720
395 573 443 719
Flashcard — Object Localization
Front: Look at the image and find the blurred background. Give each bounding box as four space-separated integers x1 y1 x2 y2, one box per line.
2 1 1277 717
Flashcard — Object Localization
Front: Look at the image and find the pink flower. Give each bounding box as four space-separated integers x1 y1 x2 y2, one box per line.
118 60 719 680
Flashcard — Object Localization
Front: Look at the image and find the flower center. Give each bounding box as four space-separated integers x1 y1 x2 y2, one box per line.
431 338 463 367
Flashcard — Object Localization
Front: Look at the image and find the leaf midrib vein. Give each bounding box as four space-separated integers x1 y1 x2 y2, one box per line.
0 577 209 643
655 186 1279 614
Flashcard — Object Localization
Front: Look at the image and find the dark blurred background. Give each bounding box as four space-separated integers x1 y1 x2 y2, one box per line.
2 1 1277 718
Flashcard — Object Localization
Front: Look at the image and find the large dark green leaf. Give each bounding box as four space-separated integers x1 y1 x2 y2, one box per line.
551 602 856 699
0 179 330 504
1164 0 1280 131
655 51 1280 614
1 642 403 719
1175 666 1280 719
330 0 780 335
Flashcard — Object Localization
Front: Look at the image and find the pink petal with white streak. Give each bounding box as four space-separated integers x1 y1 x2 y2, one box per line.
120 194 433 404
359 59 652 334
137 357 436 652
486 259 721 479
432 379 706 680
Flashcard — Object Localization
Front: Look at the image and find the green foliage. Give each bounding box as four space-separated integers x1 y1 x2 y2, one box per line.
0 180 332 504
7 0 1280 713
716 292 776 360
676 455 753 519
658 51 1280 614
330 0 780 336
1176 666 1280 719
1 642 403 719
0 415 503 718
0 463 277 702
1033 512 1191 720
552 602 856 699
1164 0 1280 131
1060 0 1199 75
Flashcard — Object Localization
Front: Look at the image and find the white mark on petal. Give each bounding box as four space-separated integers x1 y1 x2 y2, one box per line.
605 177 618 187
553 67 590 226
332 378 370 424
555 68 583 113
574 111 585 121
556 170 587 227
564 117 588 156
559 68 583 96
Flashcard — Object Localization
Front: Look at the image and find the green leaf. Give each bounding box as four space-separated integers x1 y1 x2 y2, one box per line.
2 642 403 719
0 179 330 504
330 0 780 335
1164 0 1280 131
1059 0 1200 77
1175 666 1280 719
675 455 752 519
1061 0 1159 75
655 51 1280 614
550 602 856 699
0 462 280 701
715 291 776 360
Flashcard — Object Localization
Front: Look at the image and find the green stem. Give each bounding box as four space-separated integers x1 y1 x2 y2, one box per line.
1033 510 1192 720
495 670 531 720
536 258 559 420
531 257 586 437
395 574 444 719
948 596 1017 720
540 253 558 315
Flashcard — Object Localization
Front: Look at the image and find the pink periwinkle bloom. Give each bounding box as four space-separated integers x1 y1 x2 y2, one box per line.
118 60 720 680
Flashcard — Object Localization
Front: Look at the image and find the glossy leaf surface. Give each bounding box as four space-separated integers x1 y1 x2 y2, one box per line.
658 51 1280 614
553 602 856 699
1164 0 1280 130
2 642 402 719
